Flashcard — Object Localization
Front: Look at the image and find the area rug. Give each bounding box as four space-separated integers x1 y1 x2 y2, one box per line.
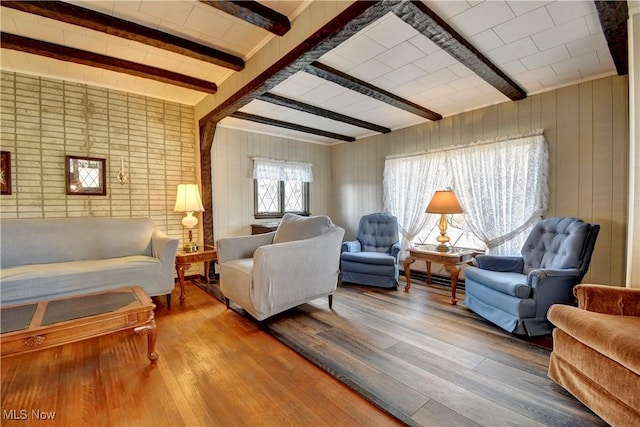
190 278 599 426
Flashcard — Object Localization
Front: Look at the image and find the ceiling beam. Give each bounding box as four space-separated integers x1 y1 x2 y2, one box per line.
230 112 356 142
200 1 290 36
305 62 442 121
1 33 218 94
594 0 628 76
1 0 245 71
199 1 386 126
259 93 391 134
403 1 526 101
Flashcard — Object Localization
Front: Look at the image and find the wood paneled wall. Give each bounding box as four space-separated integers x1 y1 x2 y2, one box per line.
330 75 629 285
211 127 331 238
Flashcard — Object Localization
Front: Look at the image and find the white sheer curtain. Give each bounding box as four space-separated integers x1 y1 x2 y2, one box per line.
382 130 549 256
252 157 313 182
449 132 549 255
383 150 448 251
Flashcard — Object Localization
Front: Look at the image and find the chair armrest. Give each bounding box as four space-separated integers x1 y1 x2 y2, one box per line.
341 240 361 253
527 268 583 318
574 284 640 316
476 255 523 272
390 242 401 260
217 232 275 264
151 229 179 264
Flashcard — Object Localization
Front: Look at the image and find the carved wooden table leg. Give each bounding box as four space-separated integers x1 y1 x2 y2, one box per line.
403 257 415 292
444 263 462 305
425 261 432 284
134 319 159 363
175 263 191 304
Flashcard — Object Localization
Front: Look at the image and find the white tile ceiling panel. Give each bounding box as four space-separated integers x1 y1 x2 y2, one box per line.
493 6 554 44
239 100 373 139
448 1 515 36
270 71 429 131
219 116 348 145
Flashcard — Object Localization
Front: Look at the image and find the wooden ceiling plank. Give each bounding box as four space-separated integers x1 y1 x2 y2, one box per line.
200 0 290 36
594 0 628 76
1 33 218 94
403 1 526 101
230 112 355 142
1 0 245 71
305 61 442 121
259 93 391 134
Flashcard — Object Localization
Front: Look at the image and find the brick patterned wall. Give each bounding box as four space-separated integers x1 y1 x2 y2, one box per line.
0 71 199 248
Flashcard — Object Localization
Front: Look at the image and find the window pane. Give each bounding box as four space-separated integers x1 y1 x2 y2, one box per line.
256 179 280 213
284 180 303 212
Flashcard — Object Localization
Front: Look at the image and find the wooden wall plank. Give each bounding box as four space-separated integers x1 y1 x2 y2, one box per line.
591 78 614 284
555 85 580 217
611 76 629 285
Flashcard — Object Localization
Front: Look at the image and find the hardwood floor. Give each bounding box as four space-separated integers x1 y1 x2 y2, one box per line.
1 279 606 427
266 281 607 427
0 282 401 427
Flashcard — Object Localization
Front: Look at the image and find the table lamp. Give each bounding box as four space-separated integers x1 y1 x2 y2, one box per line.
174 183 205 253
426 188 463 252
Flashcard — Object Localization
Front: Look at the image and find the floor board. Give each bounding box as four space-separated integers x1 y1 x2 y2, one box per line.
1 283 400 427
265 280 608 427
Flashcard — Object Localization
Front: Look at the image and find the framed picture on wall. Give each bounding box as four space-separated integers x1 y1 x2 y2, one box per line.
65 155 106 196
1 151 11 195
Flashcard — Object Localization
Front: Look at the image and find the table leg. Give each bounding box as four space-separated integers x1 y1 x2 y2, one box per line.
134 319 159 363
175 263 189 304
426 261 432 284
403 257 415 292
444 263 461 305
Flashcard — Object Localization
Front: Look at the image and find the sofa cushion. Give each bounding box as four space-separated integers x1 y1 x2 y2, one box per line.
1 218 155 268
548 304 640 375
0 256 161 305
273 213 333 244
341 251 396 266
465 267 531 298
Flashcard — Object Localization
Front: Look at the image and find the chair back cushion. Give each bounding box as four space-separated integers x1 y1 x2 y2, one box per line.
356 212 399 253
521 217 599 275
273 213 333 244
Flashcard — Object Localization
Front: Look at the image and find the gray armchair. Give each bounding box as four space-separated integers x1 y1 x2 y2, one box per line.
341 212 401 288
463 217 600 336
217 214 345 321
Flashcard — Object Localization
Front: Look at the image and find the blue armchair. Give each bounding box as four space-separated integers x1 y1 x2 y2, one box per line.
463 217 600 337
341 213 401 288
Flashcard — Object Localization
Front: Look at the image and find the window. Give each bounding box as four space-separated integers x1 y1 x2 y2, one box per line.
383 130 549 255
253 158 312 219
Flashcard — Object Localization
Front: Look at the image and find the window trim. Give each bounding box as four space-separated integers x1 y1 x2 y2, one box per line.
254 179 309 219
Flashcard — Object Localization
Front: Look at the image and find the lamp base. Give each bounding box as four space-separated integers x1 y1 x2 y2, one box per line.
183 242 199 253
435 243 451 253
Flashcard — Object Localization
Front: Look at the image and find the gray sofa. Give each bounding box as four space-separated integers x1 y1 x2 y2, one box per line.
0 217 179 307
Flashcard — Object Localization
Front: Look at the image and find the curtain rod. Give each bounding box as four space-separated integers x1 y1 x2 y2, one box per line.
385 128 545 160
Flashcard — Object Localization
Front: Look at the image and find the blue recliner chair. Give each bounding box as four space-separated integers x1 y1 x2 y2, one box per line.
463 217 600 337
340 213 401 288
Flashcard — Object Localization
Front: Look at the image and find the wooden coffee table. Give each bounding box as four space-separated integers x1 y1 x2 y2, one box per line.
404 245 478 305
0 286 158 363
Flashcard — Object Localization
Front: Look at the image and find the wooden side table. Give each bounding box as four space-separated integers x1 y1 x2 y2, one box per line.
403 245 476 305
175 245 217 304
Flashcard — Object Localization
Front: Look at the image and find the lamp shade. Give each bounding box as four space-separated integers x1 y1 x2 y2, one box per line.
426 189 463 214
174 183 204 213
